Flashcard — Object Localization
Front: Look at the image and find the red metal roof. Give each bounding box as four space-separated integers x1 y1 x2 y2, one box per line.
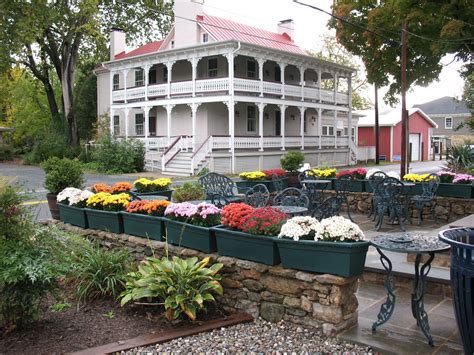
114 40 163 59
197 15 305 55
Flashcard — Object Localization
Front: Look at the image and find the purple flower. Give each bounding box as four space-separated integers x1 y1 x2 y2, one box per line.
453 174 474 184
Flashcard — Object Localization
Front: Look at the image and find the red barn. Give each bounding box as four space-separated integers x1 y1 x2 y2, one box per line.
357 108 438 162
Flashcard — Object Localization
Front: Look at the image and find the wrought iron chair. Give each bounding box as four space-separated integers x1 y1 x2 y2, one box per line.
410 173 440 225
245 183 270 208
298 169 317 185
273 187 310 208
210 193 230 209
334 174 354 221
374 177 407 231
368 171 389 219
198 172 243 202
311 195 345 221
272 174 286 193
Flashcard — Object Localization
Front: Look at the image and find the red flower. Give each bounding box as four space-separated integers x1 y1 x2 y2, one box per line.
262 168 286 179
221 203 254 229
240 207 288 236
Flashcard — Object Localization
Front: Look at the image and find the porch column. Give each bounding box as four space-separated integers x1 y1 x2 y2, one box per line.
279 62 287 99
109 108 115 137
142 106 151 145
144 64 150 101
166 61 174 99
124 108 130 139
279 104 287 151
226 51 236 173
191 57 198 97
348 74 355 165
122 69 129 103
258 103 266 151
334 110 338 148
317 68 322 102
334 72 338 105
258 58 265 97
299 66 305 102
318 108 322 149
190 103 200 150
299 106 306 150
166 104 174 139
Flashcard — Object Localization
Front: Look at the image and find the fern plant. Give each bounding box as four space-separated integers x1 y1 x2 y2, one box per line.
120 256 223 321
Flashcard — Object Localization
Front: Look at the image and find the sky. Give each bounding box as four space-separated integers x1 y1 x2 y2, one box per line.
202 0 466 110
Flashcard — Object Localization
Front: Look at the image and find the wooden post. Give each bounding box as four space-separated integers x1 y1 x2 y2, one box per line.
400 19 408 178
374 84 380 164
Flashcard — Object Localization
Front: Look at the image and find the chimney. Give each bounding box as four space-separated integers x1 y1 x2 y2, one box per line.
278 19 294 40
174 0 204 48
110 28 126 60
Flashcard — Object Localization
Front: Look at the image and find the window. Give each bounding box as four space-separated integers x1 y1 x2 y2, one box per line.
247 60 256 78
322 125 334 136
202 33 209 43
208 58 218 77
113 115 120 136
135 69 144 86
445 116 453 129
162 66 168 82
113 74 119 90
247 105 257 133
148 68 156 84
351 127 356 142
135 113 144 135
344 127 348 136
336 130 342 137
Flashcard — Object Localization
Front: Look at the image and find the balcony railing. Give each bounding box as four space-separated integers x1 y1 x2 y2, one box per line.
112 77 349 105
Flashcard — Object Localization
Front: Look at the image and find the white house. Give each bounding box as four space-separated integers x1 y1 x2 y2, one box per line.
95 0 357 176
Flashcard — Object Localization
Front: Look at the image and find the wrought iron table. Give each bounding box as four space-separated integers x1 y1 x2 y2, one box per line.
370 233 450 346
273 205 308 217
301 179 332 206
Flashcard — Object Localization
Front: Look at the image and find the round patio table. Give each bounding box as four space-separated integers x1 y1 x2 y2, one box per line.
273 205 308 217
370 233 450 346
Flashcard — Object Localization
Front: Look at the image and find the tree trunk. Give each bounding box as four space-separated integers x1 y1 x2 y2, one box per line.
44 81 62 126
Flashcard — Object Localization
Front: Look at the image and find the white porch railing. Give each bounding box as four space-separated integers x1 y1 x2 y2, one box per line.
112 90 125 101
285 84 301 97
191 136 213 174
234 136 260 149
285 136 302 147
196 78 229 92
171 81 193 95
303 86 319 100
320 89 335 102
304 136 319 146
234 78 260 93
135 137 170 150
127 86 146 100
337 92 349 105
148 83 168 97
263 81 282 95
212 136 231 149
262 137 282 148
321 136 336 146
337 136 349 147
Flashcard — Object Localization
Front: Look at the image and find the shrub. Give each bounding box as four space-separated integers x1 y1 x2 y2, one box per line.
280 151 305 172
172 182 205 202
221 203 254 229
23 130 79 165
70 245 131 305
120 256 223 321
240 207 288 236
42 157 84 194
0 143 14 161
447 144 474 173
90 136 145 174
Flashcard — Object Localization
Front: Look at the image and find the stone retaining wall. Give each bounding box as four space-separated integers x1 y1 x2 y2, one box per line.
57 222 359 336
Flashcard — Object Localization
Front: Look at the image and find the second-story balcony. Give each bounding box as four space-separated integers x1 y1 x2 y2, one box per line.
112 77 350 105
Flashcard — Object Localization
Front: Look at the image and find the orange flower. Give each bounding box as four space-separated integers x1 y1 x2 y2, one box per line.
146 200 171 216
112 182 133 193
126 200 151 214
92 183 112 193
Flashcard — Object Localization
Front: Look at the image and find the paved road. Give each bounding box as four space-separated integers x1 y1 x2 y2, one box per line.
369 160 447 175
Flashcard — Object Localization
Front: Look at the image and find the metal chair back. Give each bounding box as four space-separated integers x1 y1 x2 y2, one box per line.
210 193 229 208
245 183 270 208
273 187 309 208
311 196 344 220
420 173 440 199
198 172 237 198
272 174 285 193
334 174 353 196
298 169 316 185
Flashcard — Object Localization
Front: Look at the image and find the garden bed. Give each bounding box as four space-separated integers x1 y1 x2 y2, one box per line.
0 286 228 355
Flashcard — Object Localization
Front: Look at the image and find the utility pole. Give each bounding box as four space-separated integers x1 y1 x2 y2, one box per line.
374 84 380 165
400 19 408 178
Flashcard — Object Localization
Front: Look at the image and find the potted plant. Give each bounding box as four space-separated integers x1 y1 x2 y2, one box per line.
336 168 367 192
57 187 93 228
85 192 131 233
310 167 337 189
212 204 287 265
276 216 370 277
42 157 84 219
122 199 170 240
280 151 305 187
436 171 474 198
111 182 133 194
133 178 173 200
236 169 288 193
172 182 206 202
402 173 433 195
163 202 221 253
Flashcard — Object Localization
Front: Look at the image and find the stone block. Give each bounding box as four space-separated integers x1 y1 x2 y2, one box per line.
260 302 284 323
241 268 261 280
283 296 300 308
300 296 312 312
313 274 358 286
217 256 236 266
312 303 343 323
247 291 261 302
235 259 268 272
221 278 242 289
295 271 317 282
261 291 284 303
302 290 319 301
242 279 264 292
285 307 306 317
261 275 306 295
268 265 297 278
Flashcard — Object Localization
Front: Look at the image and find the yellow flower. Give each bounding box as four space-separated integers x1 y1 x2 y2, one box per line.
239 171 266 181
310 168 336 178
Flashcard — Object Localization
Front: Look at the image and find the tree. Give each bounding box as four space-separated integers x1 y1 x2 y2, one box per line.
1 0 174 147
308 35 372 110
329 1 474 105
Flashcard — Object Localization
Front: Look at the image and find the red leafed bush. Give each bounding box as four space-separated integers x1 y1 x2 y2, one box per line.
240 207 288 236
221 203 254 229
262 168 286 179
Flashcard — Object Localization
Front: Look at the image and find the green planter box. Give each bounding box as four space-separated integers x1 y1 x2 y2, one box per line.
436 183 473 199
402 183 423 195
276 239 370 277
135 190 173 200
85 209 123 234
212 226 280 265
58 204 88 229
236 178 288 193
122 212 164 240
164 218 217 253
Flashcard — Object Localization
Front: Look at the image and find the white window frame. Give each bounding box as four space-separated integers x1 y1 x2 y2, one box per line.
247 60 256 78
113 115 120 136
246 105 257 133
135 113 144 136
202 33 209 43
113 74 120 90
445 116 453 129
208 58 218 78
135 69 144 87
322 125 334 136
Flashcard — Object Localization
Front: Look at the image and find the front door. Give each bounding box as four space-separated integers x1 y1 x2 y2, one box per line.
149 117 156 136
275 111 281 136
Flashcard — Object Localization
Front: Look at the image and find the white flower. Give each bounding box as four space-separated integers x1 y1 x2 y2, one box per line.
57 187 82 203
69 190 94 206
386 171 400 179
313 216 365 242
279 216 319 241
366 168 382 179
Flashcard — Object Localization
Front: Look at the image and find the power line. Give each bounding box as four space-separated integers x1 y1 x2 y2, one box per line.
404 30 474 43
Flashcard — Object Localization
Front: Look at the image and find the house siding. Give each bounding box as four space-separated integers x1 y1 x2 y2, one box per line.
430 115 472 136
357 126 391 161
392 111 432 161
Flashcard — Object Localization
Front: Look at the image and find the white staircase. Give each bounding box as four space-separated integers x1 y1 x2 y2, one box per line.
162 151 193 176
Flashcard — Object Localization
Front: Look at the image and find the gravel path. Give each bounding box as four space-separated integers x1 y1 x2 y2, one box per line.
125 318 374 354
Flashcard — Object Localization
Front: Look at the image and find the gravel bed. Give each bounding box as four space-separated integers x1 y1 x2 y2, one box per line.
124 318 374 354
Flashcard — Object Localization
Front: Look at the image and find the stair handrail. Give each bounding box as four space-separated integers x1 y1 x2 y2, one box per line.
161 136 182 171
190 136 213 175
348 136 358 165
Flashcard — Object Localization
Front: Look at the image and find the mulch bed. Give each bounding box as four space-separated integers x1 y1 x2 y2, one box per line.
0 291 228 354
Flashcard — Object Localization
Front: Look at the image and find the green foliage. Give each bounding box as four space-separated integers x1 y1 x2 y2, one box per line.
447 144 474 173
280 150 305 172
24 129 80 165
50 301 71 313
172 182 206 203
70 245 131 305
120 256 223 321
75 60 98 141
42 157 84 194
330 1 474 105
90 136 145 174
197 167 210 177
0 143 14 161
103 311 115 319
